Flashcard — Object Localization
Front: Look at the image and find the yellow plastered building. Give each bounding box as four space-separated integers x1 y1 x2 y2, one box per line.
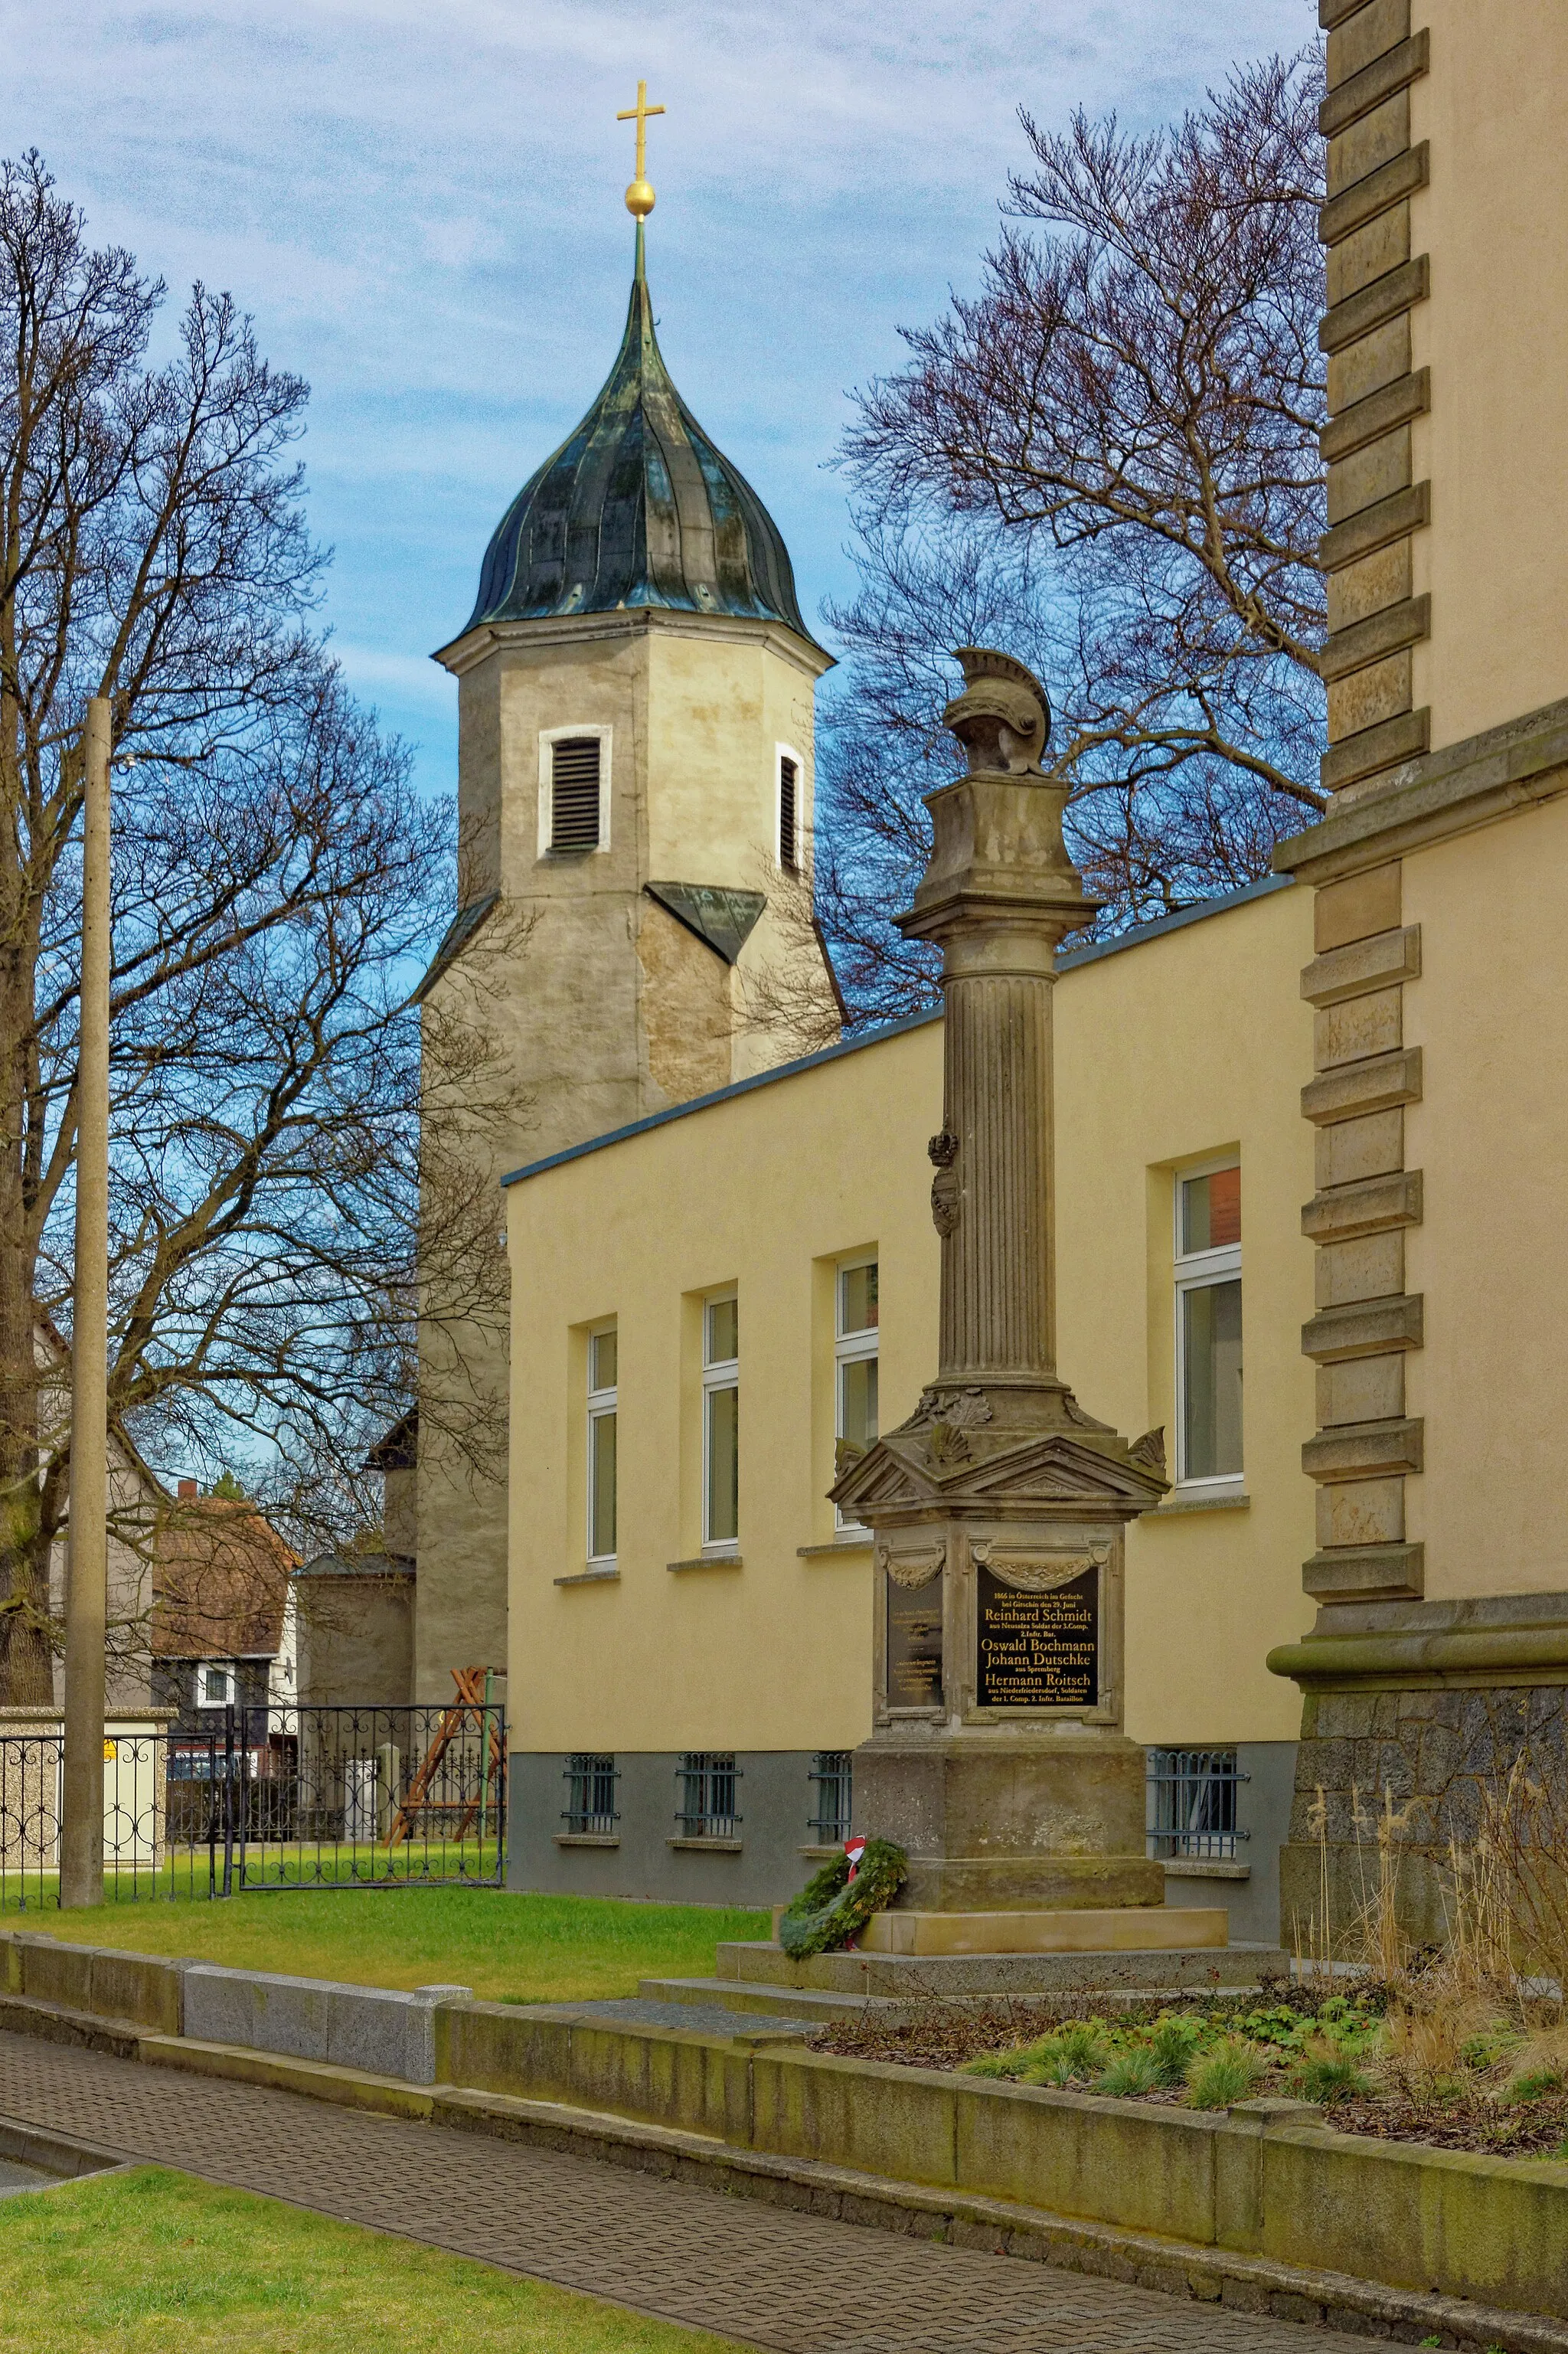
503 877 1317 1934
448 1 1568 1950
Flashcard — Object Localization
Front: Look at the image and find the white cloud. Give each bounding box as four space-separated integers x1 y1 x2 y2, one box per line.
3 0 1315 786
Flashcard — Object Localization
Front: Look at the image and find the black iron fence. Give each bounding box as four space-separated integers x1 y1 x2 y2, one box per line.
0 1702 505 1911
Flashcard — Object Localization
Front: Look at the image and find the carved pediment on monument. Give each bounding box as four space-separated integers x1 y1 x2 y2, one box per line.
828 1437 939 1513
939 1430 1168 1512
835 1423 1167 1518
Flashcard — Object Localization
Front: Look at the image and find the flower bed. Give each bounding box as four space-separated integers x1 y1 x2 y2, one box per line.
814 1986 1568 2157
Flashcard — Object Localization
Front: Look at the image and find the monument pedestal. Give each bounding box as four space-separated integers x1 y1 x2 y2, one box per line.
854 1725 1164 1913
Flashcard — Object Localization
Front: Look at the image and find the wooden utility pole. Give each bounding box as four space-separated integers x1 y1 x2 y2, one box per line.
60 698 111 1910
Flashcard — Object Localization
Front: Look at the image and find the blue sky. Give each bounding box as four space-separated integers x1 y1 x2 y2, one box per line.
5 0 1311 799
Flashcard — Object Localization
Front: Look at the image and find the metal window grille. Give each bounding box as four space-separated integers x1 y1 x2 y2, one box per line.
563 1753 619 1833
779 757 799 869
675 1752 741 1839
1146 1747 1249 1861
550 738 602 851
807 1751 852 1844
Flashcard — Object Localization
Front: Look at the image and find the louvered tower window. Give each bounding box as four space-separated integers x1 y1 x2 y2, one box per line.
778 755 799 871
550 738 603 852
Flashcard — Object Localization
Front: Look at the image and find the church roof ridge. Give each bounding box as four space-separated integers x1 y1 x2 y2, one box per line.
456 227 818 647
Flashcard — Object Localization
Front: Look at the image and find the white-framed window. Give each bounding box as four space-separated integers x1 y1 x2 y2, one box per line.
196 1662 237 1710
538 725 612 856
835 1256 878 1528
701 1293 739 1552
1174 1160 1243 1489
587 1326 618 1564
775 743 804 871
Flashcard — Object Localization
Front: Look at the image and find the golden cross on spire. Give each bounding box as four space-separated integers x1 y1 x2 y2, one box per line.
617 79 665 220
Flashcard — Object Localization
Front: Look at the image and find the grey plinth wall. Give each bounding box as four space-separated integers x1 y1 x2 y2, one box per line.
508 1741 1298 1934
1159 1741 1296 1948
507 1751 833 1909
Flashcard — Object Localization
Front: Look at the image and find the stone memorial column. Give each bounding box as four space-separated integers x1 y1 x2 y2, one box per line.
832 649 1187 1942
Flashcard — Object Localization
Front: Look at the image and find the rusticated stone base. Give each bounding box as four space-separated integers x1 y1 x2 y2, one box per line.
1269 1591 1568 1953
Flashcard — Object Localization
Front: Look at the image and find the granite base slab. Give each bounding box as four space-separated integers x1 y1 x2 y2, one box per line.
712 1939 1288 1996
857 1904 1228 1956
181 1966 472 2084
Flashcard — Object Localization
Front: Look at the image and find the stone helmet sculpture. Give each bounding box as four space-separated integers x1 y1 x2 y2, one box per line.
942 647 1053 777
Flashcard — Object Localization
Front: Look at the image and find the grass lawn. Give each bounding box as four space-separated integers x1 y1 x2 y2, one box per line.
0 2165 746 2353
21 1885 770 2004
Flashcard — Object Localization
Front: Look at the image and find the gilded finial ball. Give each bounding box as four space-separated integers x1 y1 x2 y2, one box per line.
625 178 656 220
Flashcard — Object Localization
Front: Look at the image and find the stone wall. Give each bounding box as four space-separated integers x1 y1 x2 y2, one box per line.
1276 1591 1568 1951
508 1748 837 1911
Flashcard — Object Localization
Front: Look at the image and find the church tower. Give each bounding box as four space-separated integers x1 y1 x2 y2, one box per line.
412 106 836 1699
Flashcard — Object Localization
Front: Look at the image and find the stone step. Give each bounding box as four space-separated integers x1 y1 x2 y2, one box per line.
713 1939 1290 1998
637 1976 882 2023
643 1967 1292 2019
858 1906 1228 1957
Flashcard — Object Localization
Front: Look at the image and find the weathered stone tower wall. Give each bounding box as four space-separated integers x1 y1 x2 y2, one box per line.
413 609 830 1702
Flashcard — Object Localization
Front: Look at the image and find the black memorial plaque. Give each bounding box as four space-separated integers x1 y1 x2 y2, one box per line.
886 1578 944 1708
976 1564 1099 1708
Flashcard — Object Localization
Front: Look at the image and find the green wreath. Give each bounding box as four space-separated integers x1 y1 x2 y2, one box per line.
778 1839 908 1959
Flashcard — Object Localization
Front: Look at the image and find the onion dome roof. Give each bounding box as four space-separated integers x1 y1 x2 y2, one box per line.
462 226 814 643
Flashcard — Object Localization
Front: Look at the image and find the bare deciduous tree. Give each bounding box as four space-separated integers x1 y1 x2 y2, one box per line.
810 47 1328 1029
0 154 513 1701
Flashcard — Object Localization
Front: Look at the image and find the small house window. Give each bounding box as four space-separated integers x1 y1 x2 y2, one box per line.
835 1257 878 1528
587 1326 618 1564
702 1295 739 1551
1174 1162 1243 1486
196 1662 237 1710
778 754 799 870
563 1753 619 1833
550 737 603 852
676 1752 740 1839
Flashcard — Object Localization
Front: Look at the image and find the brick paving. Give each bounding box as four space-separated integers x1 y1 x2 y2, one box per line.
0 2030 1367 2352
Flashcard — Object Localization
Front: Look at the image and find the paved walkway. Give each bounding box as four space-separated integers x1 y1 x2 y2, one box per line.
0 2031 1365 2353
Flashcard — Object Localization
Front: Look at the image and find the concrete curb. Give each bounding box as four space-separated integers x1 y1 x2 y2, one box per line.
181 1964 471 2084
0 2114 135 2184
0 1983 1563 2354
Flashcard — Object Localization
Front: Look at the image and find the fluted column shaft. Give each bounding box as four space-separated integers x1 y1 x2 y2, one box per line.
938 933 1057 1384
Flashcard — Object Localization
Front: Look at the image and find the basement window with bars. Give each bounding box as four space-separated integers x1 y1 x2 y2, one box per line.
563 1753 619 1833
675 1752 741 1839
807 1751 853 1844
548 736 604 852
1146 1748 1249 1861
778 753 799 870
